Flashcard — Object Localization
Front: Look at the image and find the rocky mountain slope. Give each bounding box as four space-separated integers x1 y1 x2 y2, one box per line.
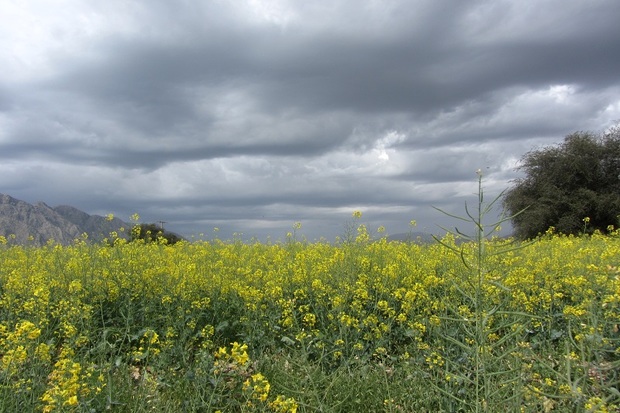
0 193 128 246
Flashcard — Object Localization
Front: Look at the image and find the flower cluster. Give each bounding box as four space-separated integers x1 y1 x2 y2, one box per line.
212 342 297 412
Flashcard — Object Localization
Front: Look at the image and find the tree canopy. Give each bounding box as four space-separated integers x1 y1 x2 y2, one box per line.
503 126 620 239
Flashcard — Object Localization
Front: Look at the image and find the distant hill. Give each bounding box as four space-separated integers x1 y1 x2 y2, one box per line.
0 193 129 246
387 231 436 244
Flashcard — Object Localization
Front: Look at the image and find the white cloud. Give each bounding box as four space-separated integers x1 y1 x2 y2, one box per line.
244 0 297 27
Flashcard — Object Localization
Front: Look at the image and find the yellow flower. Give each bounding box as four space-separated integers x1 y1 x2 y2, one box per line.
64 395 78 406
215 346 228 359
374 347 387 356
302 313 316 327
270 395 298 413
230 342 250 365
35 343 51 363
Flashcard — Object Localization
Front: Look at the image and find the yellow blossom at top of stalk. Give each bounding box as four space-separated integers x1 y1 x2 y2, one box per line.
270 395 299 413
216 342 250 366
244 372 271 402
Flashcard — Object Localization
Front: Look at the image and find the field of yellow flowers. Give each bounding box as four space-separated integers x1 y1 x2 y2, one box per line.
1 223 619 412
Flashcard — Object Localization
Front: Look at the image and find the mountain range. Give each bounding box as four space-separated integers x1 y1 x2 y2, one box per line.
0 193 437 246
0 193 129 246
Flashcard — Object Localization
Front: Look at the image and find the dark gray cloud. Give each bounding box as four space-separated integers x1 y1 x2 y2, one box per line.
1 0 619 241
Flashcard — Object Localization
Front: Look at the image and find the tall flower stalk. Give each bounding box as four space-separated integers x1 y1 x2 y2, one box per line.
431 170 534 412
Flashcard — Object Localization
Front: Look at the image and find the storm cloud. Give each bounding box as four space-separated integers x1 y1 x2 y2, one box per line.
1 0 619 240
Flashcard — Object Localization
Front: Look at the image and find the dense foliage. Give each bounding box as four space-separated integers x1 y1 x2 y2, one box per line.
504 126 620 240
130 222 183 245
1 224 619 412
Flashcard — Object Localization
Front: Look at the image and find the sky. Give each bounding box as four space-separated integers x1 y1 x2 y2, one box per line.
1 0 620 242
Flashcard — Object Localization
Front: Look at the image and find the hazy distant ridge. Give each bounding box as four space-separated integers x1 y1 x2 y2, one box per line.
386 231 436 244
0 193 128 246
